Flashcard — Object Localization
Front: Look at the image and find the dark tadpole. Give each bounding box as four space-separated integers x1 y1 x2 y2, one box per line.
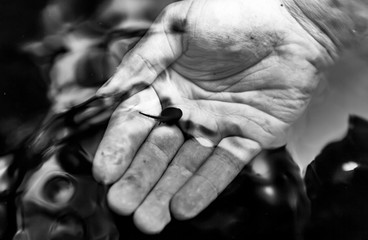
139 107 182 125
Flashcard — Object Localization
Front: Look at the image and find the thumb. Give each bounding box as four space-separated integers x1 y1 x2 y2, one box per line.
97 1 189 97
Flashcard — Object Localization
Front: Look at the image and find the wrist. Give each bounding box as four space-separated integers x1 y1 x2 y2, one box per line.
282 0 367 58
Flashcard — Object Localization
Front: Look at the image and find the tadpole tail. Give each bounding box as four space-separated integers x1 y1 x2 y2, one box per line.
139 112 162 121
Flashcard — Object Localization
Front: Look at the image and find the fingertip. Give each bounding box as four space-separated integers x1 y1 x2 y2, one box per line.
92 163 109 184
133 204 170 234
170 192 200 220
107 183 138 216
92 155 123 184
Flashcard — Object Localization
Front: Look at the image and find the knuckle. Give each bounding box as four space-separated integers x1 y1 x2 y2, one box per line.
215 149 245 172
171 162 194 178
145 140 171 161
195 173 220 197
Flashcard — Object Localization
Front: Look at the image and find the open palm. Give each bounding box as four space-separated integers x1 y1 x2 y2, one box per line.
93 0 332 234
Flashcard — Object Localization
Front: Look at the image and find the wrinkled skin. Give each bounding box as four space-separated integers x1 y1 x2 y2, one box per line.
93 0 333 233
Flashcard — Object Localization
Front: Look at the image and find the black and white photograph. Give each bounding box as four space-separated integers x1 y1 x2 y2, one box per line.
1 0 368 239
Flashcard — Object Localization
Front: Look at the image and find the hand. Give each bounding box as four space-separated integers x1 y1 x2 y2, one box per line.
93 0 333 234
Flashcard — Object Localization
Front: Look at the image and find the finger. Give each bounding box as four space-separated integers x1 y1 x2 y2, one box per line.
93 87 161 184
97 1 189 97
133 138 214 234
107 124 184 216
171 136 261 220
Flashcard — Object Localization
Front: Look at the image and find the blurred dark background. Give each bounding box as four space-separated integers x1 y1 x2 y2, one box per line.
0 0 51 153
0 0 174 154
0 0 105 153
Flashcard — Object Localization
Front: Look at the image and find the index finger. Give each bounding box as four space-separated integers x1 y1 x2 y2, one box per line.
93 87 161 184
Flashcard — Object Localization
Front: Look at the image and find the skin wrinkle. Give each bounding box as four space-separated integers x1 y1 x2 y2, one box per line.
135 52 160 79
146 128 183 159
281 0 338 59
181 139 213 165
144 140 172 163
191 173 220 198
174 48 271 82
242 94 294 121
174 100 214 124
174 98 286 147
273 92 309 115
214 66 285 93
193 88 308 123
171 161 197 178
174 20 281 82
225 114 275 141
172 58 288 95
212 146 245 173
300 0 352 47
278 39 328 71
171 69 236 94
195 98 288 128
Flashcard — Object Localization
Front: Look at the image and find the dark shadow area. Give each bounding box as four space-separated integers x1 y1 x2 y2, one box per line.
0 0 51 153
